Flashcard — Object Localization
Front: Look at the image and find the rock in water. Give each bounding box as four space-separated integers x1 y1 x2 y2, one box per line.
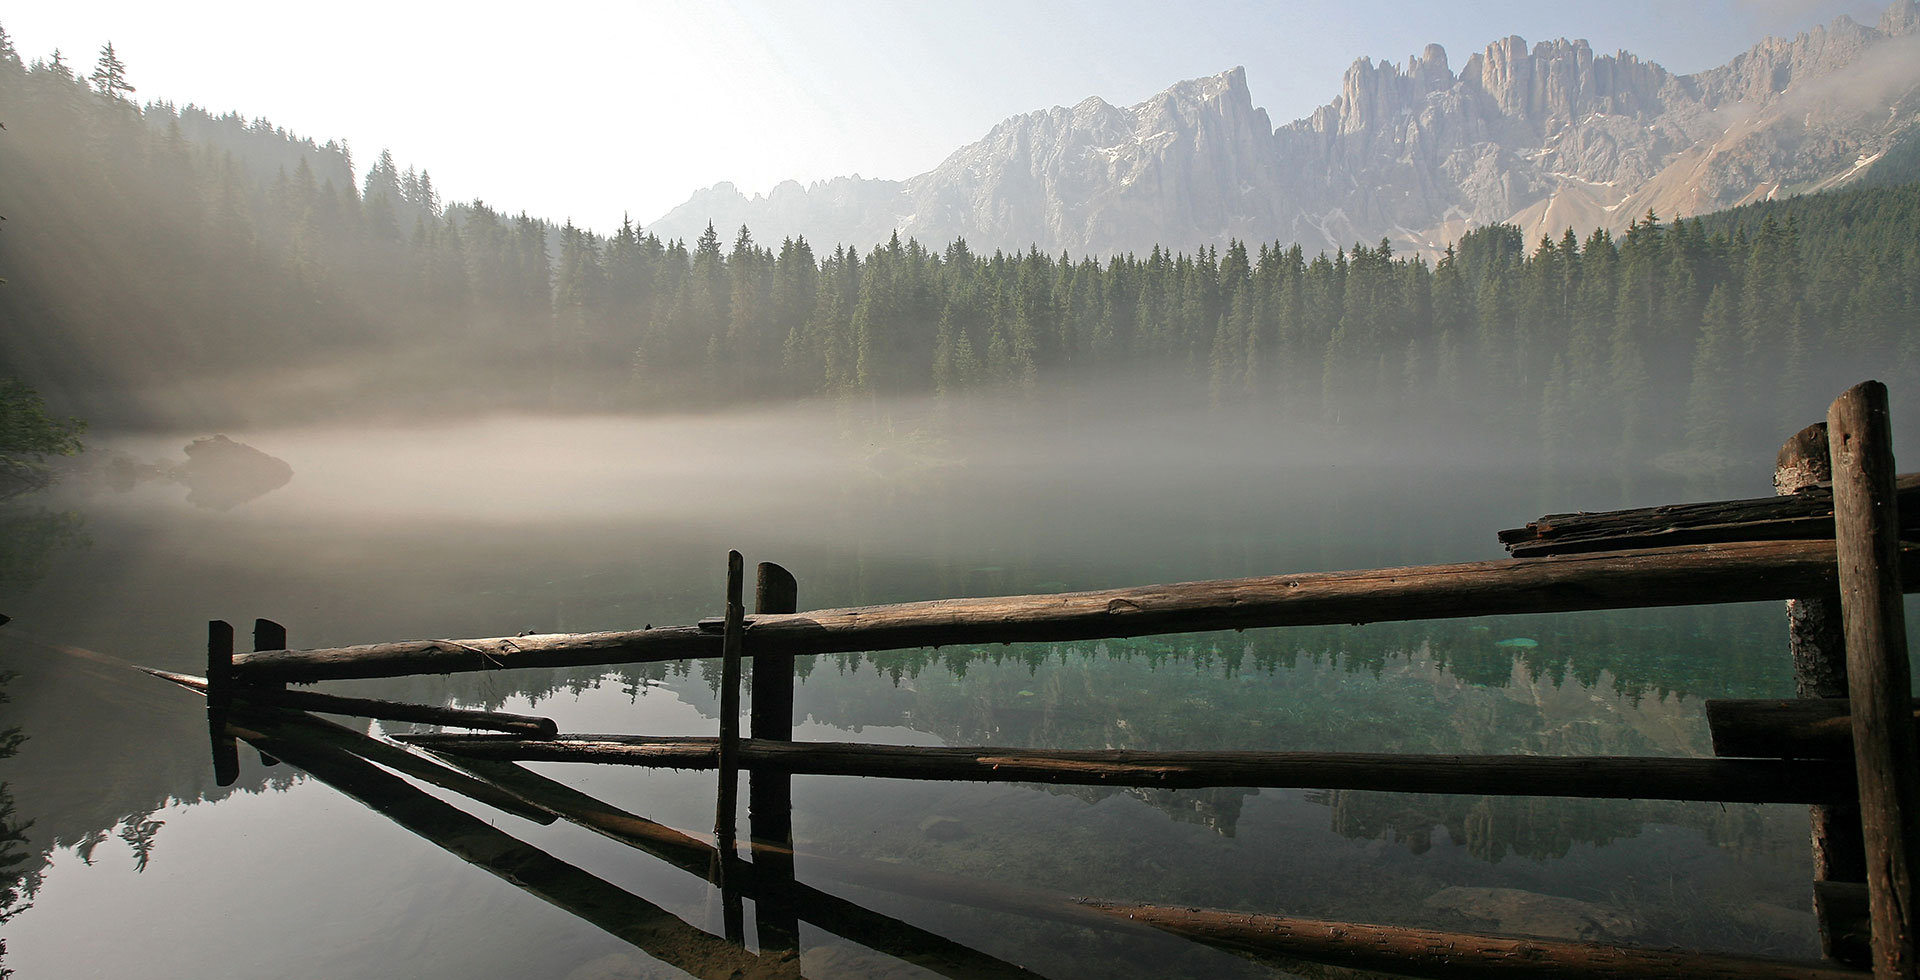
176 435 293 511
1423 885 1639 941
918 815 970 841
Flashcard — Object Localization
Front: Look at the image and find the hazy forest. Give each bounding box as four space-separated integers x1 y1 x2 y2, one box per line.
4 34 1920 475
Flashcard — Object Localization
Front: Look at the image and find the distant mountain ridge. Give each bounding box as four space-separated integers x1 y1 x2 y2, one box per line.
648 0 1920 257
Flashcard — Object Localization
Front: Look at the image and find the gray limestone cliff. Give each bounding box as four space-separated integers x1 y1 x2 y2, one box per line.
648 1 1920 257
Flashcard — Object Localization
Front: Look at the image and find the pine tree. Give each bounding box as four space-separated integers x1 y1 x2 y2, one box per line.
1684 284 1736 454
88 42 134 102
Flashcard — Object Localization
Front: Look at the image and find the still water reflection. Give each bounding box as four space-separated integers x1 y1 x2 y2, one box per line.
0 395 1843 977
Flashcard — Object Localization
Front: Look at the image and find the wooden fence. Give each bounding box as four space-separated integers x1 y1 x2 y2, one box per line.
156 380 1920 980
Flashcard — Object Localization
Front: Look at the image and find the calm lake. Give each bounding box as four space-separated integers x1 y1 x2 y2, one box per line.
0 391 1880 978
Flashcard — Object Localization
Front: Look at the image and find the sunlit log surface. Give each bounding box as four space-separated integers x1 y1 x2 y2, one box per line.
1497 473 1920 556
233 538 1920 684
396 733 1853 804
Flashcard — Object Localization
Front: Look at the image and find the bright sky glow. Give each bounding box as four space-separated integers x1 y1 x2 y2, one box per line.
4 0 1888 232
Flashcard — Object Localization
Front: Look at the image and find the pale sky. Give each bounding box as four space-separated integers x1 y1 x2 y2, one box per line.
4 1 1889 233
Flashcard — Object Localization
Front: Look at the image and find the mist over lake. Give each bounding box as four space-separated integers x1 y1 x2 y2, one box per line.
0 388 1848 977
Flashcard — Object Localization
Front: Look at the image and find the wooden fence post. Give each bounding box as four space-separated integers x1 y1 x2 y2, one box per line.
1828 381 1920 979
1780 423 1870 963
749 562 800 961
750 561 798 836
715 550 747 848
253 619 287 768
207 620 238 786
712 551 747 944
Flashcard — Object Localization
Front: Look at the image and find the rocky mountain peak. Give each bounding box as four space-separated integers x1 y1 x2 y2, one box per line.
1884 0 1920 34
646 2 1920 259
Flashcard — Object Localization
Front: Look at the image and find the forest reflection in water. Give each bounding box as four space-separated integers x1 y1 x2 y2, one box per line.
0 399 1862 978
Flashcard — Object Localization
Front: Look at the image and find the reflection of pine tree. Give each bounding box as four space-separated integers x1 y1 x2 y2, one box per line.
116 811 165 873
0 672 34 980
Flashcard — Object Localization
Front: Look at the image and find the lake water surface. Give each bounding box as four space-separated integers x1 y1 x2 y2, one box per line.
0 393 1857 978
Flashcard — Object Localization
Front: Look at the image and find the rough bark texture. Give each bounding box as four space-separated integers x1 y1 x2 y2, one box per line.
1829 381 1920 980
1497 473 1920 557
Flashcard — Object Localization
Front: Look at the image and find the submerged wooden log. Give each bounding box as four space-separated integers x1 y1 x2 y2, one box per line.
1706 697 1920 759
232 538 1920 684
1075 899 1867 980
395 734 1852 804
1496 472 1920 557
141 666 557 736
225 713 773 980
144 668 557 823
441 756 1049 980
1829 381 1920 980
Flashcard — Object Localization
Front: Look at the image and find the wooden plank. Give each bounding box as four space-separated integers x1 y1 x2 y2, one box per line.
393 734 1853 804
1829 380 1920 980
1495 472 1920 557
1074 899 1869 980
231 538 1920 685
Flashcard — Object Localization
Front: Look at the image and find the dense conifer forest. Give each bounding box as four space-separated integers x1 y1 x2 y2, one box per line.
2 33 1918 473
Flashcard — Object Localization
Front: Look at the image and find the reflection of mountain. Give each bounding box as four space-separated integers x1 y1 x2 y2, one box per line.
765 625 1769 844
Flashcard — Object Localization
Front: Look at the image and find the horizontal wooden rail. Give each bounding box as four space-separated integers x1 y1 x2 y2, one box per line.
231 538 1920 684
1498 473 1920 557
393 734 1854 804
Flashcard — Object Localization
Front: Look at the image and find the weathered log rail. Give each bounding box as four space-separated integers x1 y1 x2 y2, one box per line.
227 537 1920 685
1497 473 1920 557
162 380 1920 980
